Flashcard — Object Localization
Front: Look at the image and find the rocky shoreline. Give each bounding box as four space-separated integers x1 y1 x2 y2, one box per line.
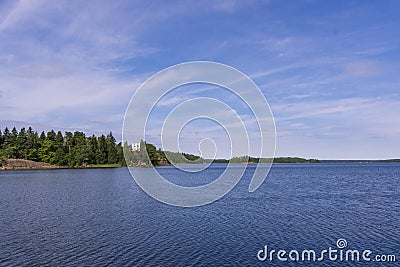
0 159 124 170
0 159 62 170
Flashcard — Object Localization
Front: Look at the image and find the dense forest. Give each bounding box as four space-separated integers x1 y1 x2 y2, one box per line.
0 127 125 167
0 127 204 168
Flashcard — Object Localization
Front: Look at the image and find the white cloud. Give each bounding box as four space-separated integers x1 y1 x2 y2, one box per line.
0 0 43 30
0 0 164 131
343 60 382 77
271 96 400 158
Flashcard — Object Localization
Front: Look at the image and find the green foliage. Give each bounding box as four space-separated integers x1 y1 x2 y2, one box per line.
163 151 202 164
38 139 56 163
107 132 118 164
273 157 320 163
97 135 108 165
231 156 250 163
383 159 400 163
0 127 126 167
0 130 3 150
146 143 158 165
117 142 126 166
124 140 204 167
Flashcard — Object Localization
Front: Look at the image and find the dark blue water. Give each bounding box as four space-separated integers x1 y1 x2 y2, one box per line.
0 164 399 266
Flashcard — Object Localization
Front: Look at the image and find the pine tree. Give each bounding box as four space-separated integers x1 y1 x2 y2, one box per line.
0 130 3 150
5 127 19 158
11 127 18 144
87 135 98 165
116 142 126 166
39 131 46 141
47 130 57 142
64 132 73 155
106 132 118 164
54 131 65 165
70 131 88 166
3 127 10 148
17 128 27 159
97 135 108 164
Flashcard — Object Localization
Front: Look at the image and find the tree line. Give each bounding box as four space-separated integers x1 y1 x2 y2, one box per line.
209 156 320 163
0 126 321 168
0 127 125 167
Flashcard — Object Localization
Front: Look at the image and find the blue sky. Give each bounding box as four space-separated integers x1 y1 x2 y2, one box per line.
0 0 399 159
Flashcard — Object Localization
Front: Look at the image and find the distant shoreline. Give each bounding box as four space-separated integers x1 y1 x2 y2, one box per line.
1 158 399 171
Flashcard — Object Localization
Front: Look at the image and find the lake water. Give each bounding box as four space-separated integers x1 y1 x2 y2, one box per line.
0 164 399 266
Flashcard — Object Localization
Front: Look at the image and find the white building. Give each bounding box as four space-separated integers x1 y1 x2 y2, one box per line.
132 142 140 152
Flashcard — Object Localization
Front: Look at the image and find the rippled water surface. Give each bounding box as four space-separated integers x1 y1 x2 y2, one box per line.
1 164 399 266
